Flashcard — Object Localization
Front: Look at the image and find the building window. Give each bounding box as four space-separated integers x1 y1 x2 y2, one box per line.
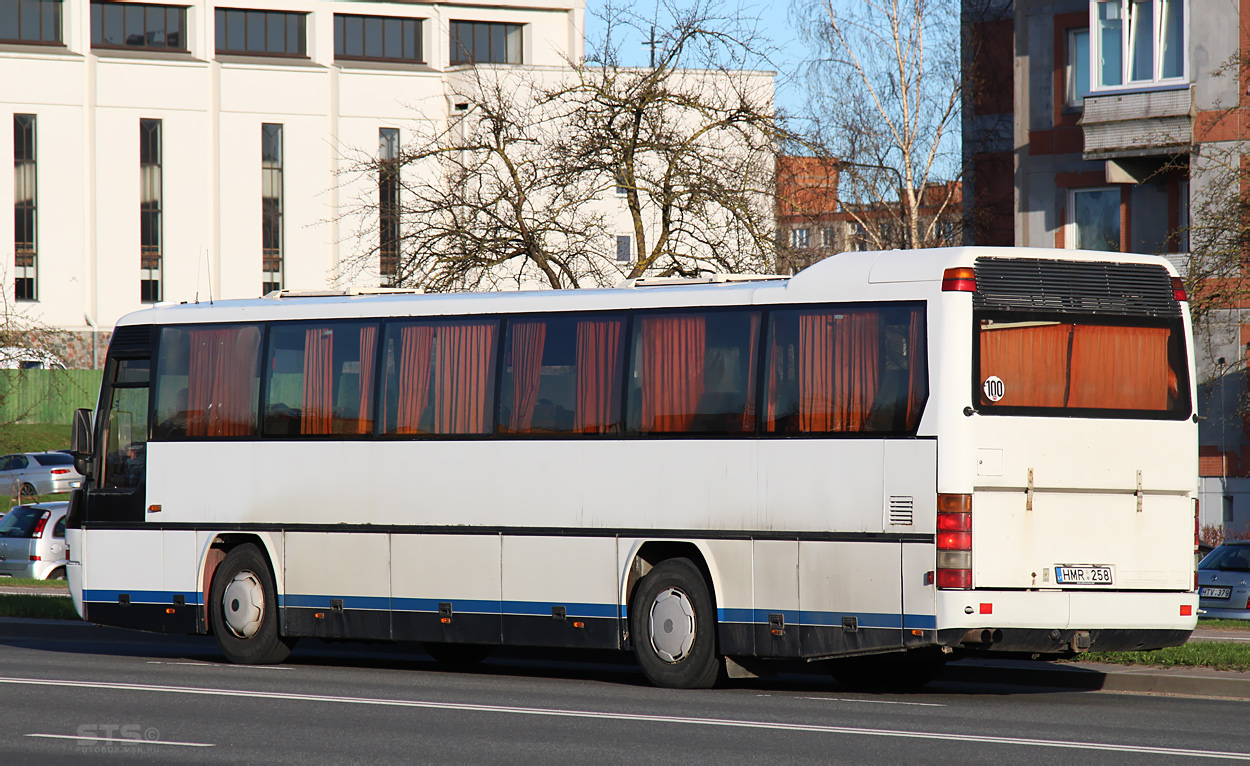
449 21 522 65
821 227 836 248
616 235 631 263
379 128 400 285
0 0 62 44
262 123 283 295
615 172 628 197
90 1 184 50
140 118 162 303
1070 187 1121 252
790 228 810 248
334 14 422 62
215 8 306 57
1092 0 1185 90
1224 495 1235 523
1065 28 1090 108
13 114 36 301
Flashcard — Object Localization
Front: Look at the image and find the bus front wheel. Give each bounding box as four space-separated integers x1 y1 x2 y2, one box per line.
630 558 720 689
209 544 294 665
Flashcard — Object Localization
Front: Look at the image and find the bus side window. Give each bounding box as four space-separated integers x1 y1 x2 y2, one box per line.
626 309 760 435
380 319 498 435
154 324 262 440
261 322 378 437
101 358 150 490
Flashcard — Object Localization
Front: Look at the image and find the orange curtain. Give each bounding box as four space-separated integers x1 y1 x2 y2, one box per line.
433 322 496 434
575 317 624 433
356 325 378 435
1069 325 1171 410
301 328 334 435
507 321 547 432
904 308 926 429
392 325 435 434
640 315 706 432
978 324 1071 408
186 326 260 437
796 310 881 432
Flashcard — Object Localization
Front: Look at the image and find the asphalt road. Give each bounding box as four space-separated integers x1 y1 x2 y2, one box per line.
0 626 1247 764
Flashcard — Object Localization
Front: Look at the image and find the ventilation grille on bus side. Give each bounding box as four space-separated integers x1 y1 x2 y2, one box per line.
107 325 154 356
888 496 914 526
973 257 1180 317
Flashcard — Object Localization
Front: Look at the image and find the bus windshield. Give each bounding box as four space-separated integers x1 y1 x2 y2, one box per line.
975 313 1189 417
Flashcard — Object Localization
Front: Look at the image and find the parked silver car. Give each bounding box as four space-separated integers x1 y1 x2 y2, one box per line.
0 503 68 580
0 452 83 498
1197 541 1250 620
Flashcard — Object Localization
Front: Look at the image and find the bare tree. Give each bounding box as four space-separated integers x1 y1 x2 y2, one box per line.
546 0 783 278
793 0 963 249
340 67 611 292
339 2 784 289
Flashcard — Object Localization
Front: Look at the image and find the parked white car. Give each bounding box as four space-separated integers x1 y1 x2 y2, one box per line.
0 452 83 498
0 503 68 580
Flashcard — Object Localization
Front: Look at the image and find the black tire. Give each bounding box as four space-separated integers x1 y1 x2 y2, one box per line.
209 544 294 665
423 642 493 666
20 483 36 499
46 567 66 581
629 558 720 689
829 648 947 692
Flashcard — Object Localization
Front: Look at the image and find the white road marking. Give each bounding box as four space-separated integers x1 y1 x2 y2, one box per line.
800 696 944 707
145 661 291 670
25 733 214 747
0 676 1243 760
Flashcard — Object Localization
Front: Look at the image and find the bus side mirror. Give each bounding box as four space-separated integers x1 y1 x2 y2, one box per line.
70 408 93 476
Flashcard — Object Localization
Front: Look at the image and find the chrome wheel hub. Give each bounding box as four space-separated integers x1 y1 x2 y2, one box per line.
222 570 265 639
648 587 696 663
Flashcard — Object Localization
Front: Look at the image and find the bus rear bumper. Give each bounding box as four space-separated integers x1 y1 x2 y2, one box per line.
935 588 1197 655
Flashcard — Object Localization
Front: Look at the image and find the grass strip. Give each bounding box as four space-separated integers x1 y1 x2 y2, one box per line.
1079 642 1250 673
0 594 79 620
1197 618 1250 630
0 577 68 589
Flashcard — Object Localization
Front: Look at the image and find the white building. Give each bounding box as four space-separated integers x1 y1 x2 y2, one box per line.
1 0 587 366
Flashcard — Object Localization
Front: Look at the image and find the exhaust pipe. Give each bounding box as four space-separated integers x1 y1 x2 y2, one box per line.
961 628 1003 645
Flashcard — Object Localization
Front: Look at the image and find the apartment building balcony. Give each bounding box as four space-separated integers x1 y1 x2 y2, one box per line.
1078 86 1191 161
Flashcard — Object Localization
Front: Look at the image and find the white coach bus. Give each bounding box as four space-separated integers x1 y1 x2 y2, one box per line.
64 246 1198 689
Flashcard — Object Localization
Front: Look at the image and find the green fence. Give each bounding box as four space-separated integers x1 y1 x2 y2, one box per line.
0 369 103 425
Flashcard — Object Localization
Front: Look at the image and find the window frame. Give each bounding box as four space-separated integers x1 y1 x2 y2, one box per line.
0 0 63 45
334 13 423 64
1089 0 1187 92
261 123 283 295
214 7 308 58
1065 27 1091 109
13 113 36 302
139 117 163 303
448 20 523 65
90 0 186 52
1068 185 1123 253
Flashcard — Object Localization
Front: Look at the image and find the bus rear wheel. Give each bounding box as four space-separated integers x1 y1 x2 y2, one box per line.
209 544 294 665
630 558 720 689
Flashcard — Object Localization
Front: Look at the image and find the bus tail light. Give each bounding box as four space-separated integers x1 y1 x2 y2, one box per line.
941 267 976 292
1172 276 1187 302
31 511 50 538
936 493 972 589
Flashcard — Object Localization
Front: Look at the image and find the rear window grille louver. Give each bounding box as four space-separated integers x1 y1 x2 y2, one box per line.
973 257 1180 317
107 325 154 355
888 496 914 526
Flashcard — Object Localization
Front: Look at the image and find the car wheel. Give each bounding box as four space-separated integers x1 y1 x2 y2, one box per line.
20 483 36 499
46 567 66 581
209 544 295 665
629 558 720 689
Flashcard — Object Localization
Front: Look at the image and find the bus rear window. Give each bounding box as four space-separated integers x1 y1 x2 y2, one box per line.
976 315 1188 416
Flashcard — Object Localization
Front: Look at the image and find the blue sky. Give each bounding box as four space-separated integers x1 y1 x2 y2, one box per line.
581 0 812 116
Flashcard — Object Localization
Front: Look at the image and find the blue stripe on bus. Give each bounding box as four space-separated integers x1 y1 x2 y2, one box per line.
82 589 203 606
81 589 936 630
